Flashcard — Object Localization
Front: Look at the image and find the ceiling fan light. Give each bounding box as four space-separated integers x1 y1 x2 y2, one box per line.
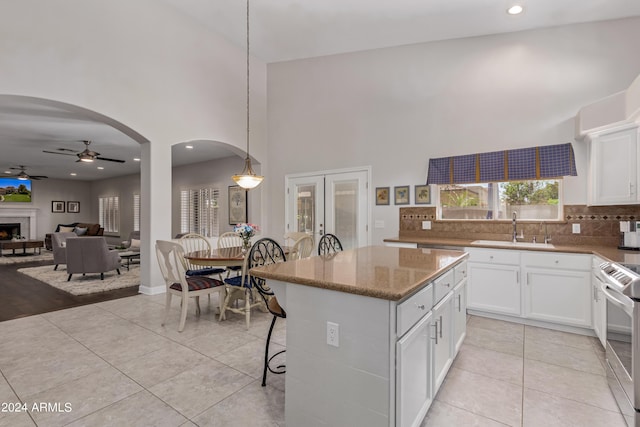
79 154 94 162
17 172 29 180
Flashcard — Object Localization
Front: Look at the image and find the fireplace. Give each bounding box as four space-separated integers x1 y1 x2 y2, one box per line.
0 223 20 240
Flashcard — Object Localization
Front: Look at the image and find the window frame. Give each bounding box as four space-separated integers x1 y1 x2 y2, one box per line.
436 179 564 221
180 186 220 237
98 195 120 235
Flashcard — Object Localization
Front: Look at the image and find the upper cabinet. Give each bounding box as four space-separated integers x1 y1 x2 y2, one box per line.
588 125 640 206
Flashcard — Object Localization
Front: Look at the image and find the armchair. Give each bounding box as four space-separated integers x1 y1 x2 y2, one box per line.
65 237 121 281
52 232 76 271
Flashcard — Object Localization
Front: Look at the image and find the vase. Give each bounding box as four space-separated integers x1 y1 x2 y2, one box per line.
242 238 251 255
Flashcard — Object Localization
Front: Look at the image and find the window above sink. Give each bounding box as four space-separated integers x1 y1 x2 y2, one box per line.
437 180 562 221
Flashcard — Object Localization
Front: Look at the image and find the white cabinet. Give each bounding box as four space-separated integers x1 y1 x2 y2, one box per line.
396 312 432 427
432 292 453 392
452 261 467 356
453 280 467 356
588 125 640 206
522 252 591 328
592 257 607 348
466 248 521 316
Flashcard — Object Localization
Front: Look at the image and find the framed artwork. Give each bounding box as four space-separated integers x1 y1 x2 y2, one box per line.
394 186 410 205
67 201 80 213
375 187 390 205
52 200 65 213
228 185 248 224
415 185 431 205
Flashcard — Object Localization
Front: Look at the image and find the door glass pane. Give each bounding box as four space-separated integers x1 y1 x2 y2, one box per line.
333 180 357 250
296 185 316 233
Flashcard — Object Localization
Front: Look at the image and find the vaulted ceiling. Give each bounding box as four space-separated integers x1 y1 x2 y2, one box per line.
3 0 640 181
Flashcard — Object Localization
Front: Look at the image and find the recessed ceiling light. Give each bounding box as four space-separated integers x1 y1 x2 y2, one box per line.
97 166 104 170
3 170 11 174
70 173 77 176
185 145 194 149
133 158 141 162
507 5 523 15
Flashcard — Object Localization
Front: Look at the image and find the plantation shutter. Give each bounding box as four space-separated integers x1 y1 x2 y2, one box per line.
98 196 120 234
180 187 219 237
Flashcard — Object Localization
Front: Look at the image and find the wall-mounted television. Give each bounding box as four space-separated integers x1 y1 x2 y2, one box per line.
0 178 32 203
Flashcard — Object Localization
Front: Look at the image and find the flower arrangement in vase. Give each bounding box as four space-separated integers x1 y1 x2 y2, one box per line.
234 223 260 253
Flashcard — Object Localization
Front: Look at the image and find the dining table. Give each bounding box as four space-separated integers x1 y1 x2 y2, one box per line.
184 246 260 329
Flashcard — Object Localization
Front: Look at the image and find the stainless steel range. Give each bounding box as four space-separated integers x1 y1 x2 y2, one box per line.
596 261 640 426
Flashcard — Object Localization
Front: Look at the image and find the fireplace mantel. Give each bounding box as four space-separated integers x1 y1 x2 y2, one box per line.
0 208 38 240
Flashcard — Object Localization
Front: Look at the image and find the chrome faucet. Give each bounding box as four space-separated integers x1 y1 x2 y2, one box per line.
543 222 551 244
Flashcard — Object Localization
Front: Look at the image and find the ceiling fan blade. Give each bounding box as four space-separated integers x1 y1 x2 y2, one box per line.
30 176 48 180
96 156 126 163
43 150 77 157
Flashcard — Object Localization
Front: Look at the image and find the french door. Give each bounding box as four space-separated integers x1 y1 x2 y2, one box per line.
285 168 370 250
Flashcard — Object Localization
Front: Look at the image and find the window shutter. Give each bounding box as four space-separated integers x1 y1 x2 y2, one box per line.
133 194 140 232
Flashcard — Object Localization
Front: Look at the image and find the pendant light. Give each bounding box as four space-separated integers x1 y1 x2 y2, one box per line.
232 0 264 190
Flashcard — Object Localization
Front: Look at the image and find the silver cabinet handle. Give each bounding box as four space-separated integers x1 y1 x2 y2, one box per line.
516 271 519 284
439 315 443 338
457 294 462 312
416 304 425 310
432 322 438 344
444 282 450 288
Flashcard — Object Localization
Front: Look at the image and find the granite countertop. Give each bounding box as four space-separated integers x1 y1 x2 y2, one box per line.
383 236 640 265
250 245 468 301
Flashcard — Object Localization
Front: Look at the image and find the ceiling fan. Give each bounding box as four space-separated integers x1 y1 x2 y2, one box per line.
43 140 126 163
8 165 48 180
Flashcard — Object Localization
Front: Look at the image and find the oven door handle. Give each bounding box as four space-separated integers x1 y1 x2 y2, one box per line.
601 283 634 317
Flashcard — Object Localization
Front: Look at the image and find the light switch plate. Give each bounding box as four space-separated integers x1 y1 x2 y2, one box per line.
374 220 385 229
572 224 581 234
422 221 431 230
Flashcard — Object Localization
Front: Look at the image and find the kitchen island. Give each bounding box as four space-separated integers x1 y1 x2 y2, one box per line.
251 245 468 427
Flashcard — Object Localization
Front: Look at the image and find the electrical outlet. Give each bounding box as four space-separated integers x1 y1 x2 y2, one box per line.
327 321 339 347
422 221 431 230
572 223 581 234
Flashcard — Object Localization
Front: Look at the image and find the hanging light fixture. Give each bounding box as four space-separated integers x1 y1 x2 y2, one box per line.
232 0 264 190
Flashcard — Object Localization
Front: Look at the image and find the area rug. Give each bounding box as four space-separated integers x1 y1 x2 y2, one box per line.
0 250 53 265
17 264 140 295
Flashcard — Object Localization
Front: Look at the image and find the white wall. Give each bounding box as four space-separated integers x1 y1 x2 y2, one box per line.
266 17 640 244
0 0 268 293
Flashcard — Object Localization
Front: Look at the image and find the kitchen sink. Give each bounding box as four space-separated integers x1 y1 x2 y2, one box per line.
471 240 555 249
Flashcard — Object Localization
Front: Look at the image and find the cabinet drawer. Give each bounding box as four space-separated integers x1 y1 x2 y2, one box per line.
434 269 454 304
465 248 520 265
521 252 590 271
454 261 467 284
397 283 433 337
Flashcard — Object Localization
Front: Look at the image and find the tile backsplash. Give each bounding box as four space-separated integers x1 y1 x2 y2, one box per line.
399 205 640 247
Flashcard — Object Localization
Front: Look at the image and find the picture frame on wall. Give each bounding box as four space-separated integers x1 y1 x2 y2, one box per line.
415 185 431 205
375 187 390 205
394 186 410 205
228 185 248 225
67 201 80 213
52 200 65 213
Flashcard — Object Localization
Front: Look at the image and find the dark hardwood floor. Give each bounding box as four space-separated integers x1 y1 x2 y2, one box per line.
0 259 139 322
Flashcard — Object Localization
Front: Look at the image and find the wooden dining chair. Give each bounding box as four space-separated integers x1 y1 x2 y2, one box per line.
179 233 226 280
289 234 314 260
155 240 225 332
248 238 287 386
218 231 244 276
318 233 343 256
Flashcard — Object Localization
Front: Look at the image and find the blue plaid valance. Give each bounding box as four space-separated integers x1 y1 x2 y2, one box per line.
426 143 577 185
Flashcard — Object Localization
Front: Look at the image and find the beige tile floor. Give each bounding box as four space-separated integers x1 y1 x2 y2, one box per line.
0 295 627 427
422 315 628 427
